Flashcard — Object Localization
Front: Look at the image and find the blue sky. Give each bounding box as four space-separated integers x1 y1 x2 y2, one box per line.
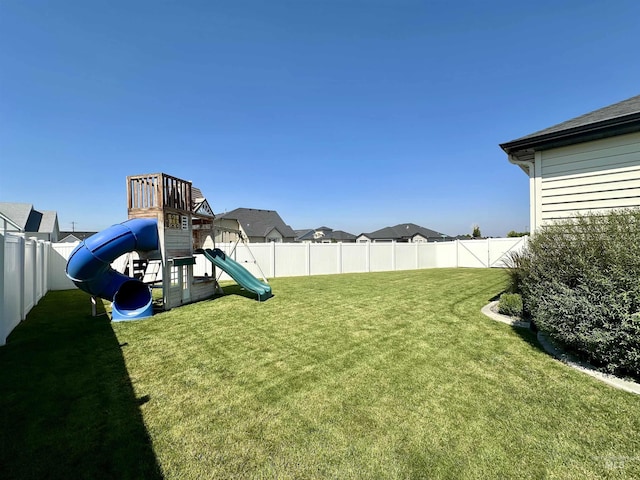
2 1 639 237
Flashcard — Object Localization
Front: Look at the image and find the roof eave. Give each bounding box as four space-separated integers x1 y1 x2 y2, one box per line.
0 212 22 231
500 113 640 156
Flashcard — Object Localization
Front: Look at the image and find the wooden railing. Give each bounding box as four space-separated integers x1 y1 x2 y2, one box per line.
127 173 192 213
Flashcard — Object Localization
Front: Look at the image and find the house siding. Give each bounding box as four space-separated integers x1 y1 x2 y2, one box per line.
265 228 283 243
213 219 242 243
534 131 640 228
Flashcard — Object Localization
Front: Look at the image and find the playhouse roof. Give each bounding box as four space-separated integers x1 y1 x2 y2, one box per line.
190 186 215 218
191 187 205 201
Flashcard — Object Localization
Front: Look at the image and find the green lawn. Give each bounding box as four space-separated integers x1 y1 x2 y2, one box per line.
2 268 640 479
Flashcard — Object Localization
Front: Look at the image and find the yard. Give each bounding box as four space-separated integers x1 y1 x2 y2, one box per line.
1 268 639 479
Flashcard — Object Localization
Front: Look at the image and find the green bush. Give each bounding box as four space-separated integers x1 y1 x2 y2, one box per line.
498 293 523 318
516 209 640 378
503 249 531 295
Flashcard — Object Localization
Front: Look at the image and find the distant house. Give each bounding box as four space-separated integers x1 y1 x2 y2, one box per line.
58 231 97 243
215 208 296 243
0 202 60 241
295 226 357 243
501 94 640 232
357 223 452 243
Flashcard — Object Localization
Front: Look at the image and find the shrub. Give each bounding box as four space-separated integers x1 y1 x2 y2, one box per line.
502 249 531 295
517 209 640 378
498 293 523 318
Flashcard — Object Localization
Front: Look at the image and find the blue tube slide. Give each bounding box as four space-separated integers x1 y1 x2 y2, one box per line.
66 218 159 321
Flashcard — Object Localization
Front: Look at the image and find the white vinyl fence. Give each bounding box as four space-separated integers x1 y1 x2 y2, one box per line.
0 233 50 345
1 235 526 345
195 237 527 282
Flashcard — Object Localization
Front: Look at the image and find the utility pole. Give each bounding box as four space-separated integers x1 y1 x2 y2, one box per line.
71 221 77 232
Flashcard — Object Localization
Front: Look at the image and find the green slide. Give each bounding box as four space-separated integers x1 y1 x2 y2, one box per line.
199 248 272 301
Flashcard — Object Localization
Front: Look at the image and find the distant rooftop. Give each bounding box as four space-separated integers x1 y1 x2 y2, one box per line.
295 226 356 242
59 231 97 242
361 223 450 241
0 202 58 236
217 208 296 239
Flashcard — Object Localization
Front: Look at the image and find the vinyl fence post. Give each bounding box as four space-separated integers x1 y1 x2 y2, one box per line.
30 238 38 312
19 236 25 320
271 241 276 278
337 242 343 274
0 233 5 345
392 240 396 271
366 241 371 272
487 238 491 268
306 242 311 276
44 241 50 293
37 240 44 302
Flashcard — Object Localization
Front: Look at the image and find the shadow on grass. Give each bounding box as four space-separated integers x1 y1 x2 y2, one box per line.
488 291 505 303
487 292 544 355
510 324 545 355
0 290 163 480
217 283 273 302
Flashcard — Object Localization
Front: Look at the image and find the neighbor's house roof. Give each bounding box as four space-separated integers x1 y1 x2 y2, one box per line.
294 229 313 240
501 94 640 164
0 202 58 235
38 210 58 234
59 231 97 242
329 230 357 241
295 227 356 242
0 202 33 230
217 208 296 239
361 223 450 241
0 211 22 231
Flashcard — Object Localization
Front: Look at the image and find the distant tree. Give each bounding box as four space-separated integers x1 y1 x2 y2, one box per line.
507 230 529 237
472 225 481 238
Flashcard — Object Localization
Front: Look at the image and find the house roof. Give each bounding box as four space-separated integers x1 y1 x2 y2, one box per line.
217 208 296 239
39 211 58 233
330 230 357 241
0 211 21 230
501 94 640 160
295 227 356 242
0 202 33 230
59 231 97 242
361 223 450 240
0 202 58 234
295 229 315 241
